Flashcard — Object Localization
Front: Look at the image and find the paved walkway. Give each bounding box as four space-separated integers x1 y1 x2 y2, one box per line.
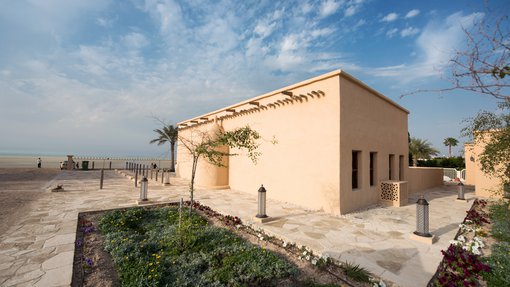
0 170 474 287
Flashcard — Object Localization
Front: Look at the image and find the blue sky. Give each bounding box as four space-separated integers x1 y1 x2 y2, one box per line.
0 0 507 158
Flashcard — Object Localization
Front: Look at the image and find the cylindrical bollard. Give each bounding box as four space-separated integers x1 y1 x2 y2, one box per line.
414 195 432 237
140 177 148 201
164 170 170 185
161 169 164 184
457 182 465 200
125 162 128 170
155 169 159 181
109 161 112 170
100 169 104 189
142 165 145 177
256 185 268 218
150 168 153 179
135 165 138 187
92 161 95 170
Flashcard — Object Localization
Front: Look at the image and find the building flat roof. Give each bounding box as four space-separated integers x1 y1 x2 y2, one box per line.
178 69 409 128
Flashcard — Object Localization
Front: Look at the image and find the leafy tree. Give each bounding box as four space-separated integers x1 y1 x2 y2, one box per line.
150 124 178 172
443 137 459 158
409 137 439 167
179 125 261 213
462 99 510 185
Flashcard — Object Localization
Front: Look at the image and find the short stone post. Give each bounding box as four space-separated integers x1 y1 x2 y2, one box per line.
109 161 112 170
139 177 148 202
92 161 95 170
457 182 465 200
125 162 128 170
164 170 170 186
410 195 436 244
155 169 159 181
161 169 165 184
100 169 104 189
134 165 138 187
253 185 270 223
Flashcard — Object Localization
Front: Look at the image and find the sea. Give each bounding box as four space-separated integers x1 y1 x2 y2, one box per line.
0 153 172 169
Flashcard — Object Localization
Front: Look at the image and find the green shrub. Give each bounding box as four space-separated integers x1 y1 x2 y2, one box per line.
341 262 371 283
98 206 297 287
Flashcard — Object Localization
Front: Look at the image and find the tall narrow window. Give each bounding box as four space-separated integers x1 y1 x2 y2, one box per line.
389 154 395 180
370 152 377 186
399 155 404 180
352 151 360 189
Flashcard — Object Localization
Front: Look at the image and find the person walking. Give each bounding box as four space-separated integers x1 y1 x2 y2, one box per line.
37 157 41 168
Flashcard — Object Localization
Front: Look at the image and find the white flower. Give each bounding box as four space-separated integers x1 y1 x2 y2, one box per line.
282 242 287 247
311 259 317 265
305 255 310 261
457 235 466 242
302 251 307 255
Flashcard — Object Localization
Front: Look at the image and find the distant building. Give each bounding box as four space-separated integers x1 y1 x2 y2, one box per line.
464 131 506 198
176 70 433 215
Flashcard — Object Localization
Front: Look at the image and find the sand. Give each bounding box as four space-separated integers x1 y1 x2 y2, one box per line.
0 168 61 237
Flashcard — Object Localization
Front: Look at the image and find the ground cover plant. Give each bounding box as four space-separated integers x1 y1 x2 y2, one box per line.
482 200 510 286
97 206 298 286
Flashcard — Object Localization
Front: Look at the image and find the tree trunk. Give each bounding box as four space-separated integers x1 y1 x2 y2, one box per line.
413 156 418 167
170 143 176 172
189 155 198 215
448 145 452 158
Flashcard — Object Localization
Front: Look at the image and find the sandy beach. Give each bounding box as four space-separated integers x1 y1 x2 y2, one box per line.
0 168 61 237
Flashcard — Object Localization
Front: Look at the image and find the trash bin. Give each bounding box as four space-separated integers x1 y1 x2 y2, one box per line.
82 161 89 171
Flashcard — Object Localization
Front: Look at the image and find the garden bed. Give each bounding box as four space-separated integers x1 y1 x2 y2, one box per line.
72 202 383 287
428 199 510 287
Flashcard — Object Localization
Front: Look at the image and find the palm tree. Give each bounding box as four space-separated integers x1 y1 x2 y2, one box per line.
443 137 459 158
150 124 178 172
409 137 439 166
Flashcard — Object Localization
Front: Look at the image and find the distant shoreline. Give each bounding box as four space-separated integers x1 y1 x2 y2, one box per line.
0 155 172 169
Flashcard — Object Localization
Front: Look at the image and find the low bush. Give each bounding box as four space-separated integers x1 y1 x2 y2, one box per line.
98 206 298 287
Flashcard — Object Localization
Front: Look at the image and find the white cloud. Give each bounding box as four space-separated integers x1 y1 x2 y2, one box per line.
400 27 420 37
319 0 342 18
405 9 420 19
386 28 398 38
381 12 398 22
344 0 365 17
122 32 149 50
369 12 485 81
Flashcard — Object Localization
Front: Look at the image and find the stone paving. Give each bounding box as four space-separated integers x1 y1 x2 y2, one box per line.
0 170 475 287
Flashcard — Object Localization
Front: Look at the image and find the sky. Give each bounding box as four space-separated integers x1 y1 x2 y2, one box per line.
0 0 508 158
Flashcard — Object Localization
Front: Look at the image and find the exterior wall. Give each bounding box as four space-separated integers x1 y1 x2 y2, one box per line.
177 70 409 215
338 76 409 214
177 74 341 214
464 135 503 198
408 167 444 194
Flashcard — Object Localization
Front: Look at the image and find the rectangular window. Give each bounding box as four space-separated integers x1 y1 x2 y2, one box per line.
370 152 377 186
389 154 395 180
399 155 404 180
352 151 360 189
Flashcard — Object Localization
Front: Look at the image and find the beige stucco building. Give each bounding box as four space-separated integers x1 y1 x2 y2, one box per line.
464 132 506 198
176 70 412 215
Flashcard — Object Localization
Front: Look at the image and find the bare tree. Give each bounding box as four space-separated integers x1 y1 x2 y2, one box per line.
178 125 261 214
403 11 509 100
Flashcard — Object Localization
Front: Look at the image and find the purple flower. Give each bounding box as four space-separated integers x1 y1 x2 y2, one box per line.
85 258 93 267
75 239 82 247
